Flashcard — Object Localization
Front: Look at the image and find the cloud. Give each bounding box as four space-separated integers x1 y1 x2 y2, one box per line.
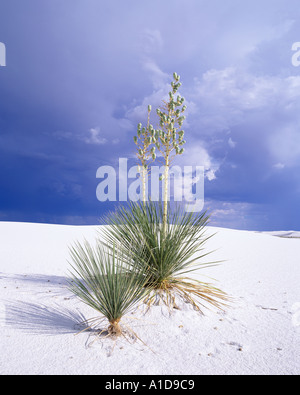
124 80 170 126
142 59 169 90
206 170 217 181
140 29 164 55
83 127 107 145
54 126 110 146
175 143 220 181
138 28 168 90
206 200 269 230
190 68 300 132
273 163 285 170
268 123 300 167
228 137 237 148
187 67 300 174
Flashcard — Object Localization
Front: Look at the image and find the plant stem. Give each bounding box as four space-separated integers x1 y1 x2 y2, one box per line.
142 165 147 205
163 152 169 234
141 108 151 205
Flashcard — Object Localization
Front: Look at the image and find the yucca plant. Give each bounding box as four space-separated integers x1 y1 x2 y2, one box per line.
100 200 229 313
68 240 149 339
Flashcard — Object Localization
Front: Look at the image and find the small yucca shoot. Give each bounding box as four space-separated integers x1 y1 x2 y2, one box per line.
68 241 149 339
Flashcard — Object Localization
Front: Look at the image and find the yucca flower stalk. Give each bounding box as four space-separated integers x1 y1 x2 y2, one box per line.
100 200 229 313
155 72 187 234
133 104 157 204
133 73 186 227
68 240 149 338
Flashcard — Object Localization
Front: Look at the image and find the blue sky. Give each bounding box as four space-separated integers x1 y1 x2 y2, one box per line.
0 0 300 230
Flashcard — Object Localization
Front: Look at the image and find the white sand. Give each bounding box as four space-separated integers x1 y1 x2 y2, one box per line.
0 221 299 375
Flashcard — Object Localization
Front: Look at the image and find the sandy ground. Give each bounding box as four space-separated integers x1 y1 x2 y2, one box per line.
0 221 299 375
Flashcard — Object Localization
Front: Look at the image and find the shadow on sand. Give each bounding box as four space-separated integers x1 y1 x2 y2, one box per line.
3 300 87 335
